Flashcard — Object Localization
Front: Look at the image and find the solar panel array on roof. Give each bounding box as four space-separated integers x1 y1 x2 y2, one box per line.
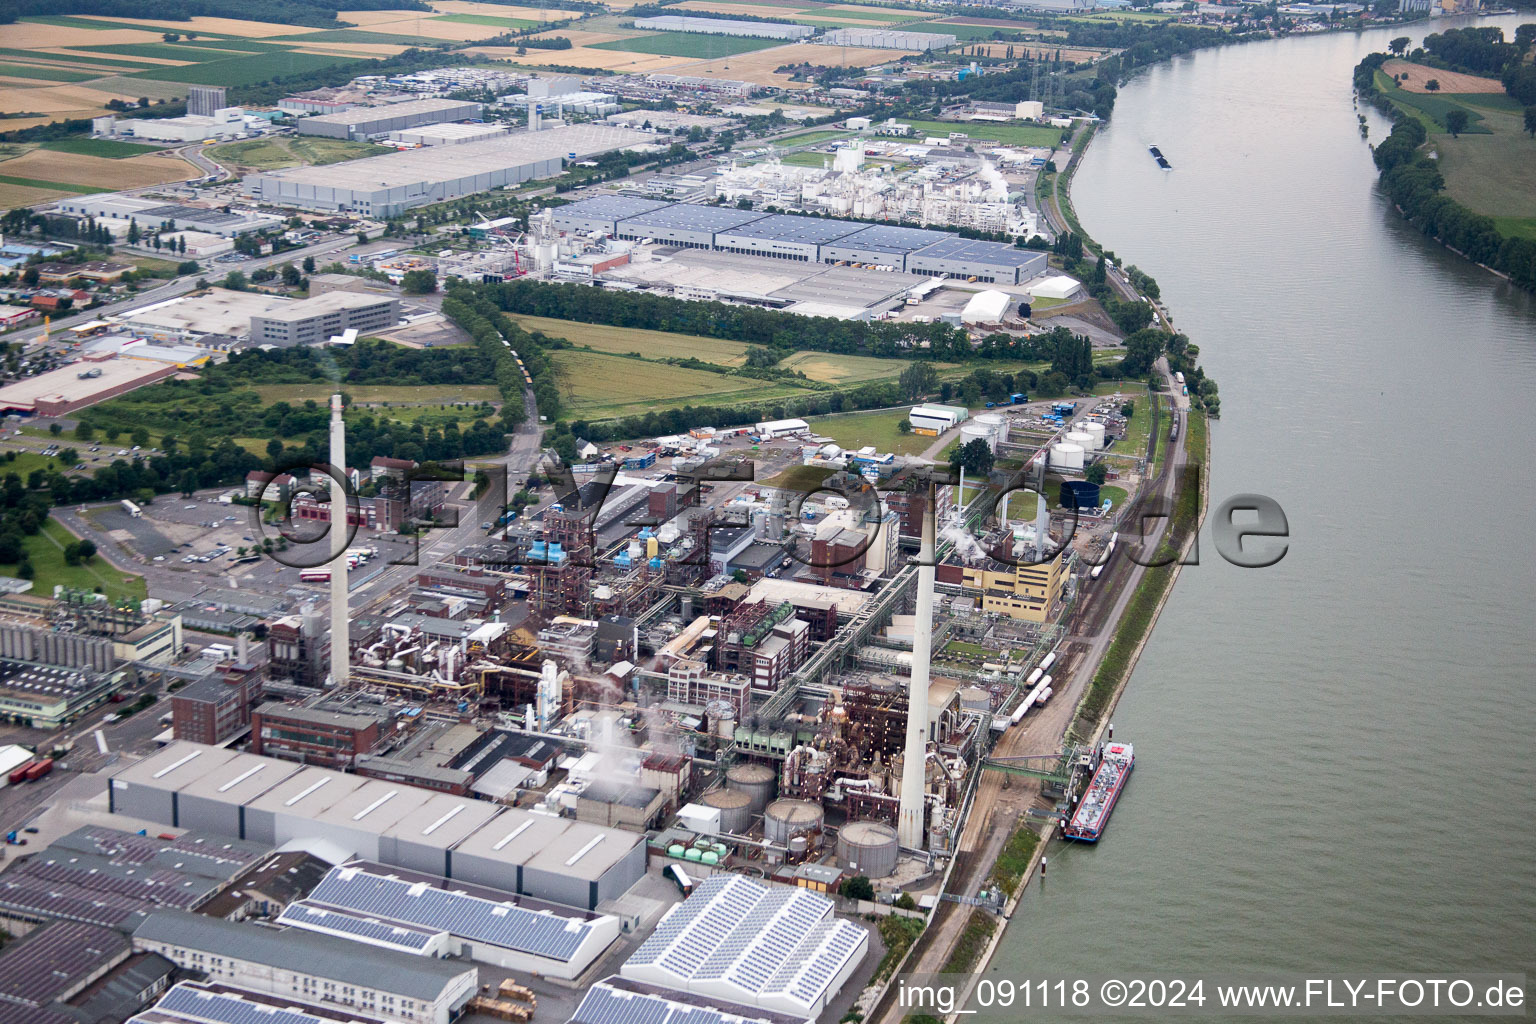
570 978 806 1024
620 876 867 1017
277 900 445 953
135 980 392 1024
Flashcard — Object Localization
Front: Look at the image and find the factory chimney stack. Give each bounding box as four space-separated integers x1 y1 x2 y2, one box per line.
329 394 350 688
898 494 935 849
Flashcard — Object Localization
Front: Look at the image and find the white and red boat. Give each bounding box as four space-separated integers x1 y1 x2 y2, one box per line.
1063 742 1134 842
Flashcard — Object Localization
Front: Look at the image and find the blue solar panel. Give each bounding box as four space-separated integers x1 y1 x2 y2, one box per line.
146 982 379 1024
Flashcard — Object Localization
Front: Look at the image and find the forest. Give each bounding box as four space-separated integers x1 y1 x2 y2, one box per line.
0 0 428 27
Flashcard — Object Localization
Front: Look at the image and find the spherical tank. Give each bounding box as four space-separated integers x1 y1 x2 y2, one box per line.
726 762 777 814
703 787 752 834
836 821 899 878
1049 442 1085 471
764 799 824 846
1080 421 1106 450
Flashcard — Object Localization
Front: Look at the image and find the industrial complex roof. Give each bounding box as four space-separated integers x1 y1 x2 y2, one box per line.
134 911 475 1001
308 779 436 833
253 702 382 729
379 794 502 849
823 223 951 255
251 291 393 324
615 204 769 234
0 920 127 1007
130 981 392 1024
0 357 175 415
571 978 807 1024
277 901 445 953
255 125 652 191
910 235 1050 267
715 215 864 246
175 751 301 803
551 194 673 224
299 97 478 127
241 765 369 818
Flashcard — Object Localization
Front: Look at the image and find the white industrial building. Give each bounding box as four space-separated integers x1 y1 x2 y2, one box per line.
1030 275 1085 301
909 403 968 432
816 27 957 49
112 107 246 142
107 743 648 912
296 98 482 140
133 911 478 1024
572 979 808 1024
634 15 812 39
755 418 809 439
388 122 508 147
243 125 652 217
620 875 868 1019
53 194 282 237
249 291 399 347
551 195 672 235
961 289 1012 324
0 744 33 789
131 981 393 1024
611 204 769 249
282 861 622 979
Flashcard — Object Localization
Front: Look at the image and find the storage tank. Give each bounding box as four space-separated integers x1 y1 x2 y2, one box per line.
1049 442 1085 471
960 686 992 714
1080 421 1106 450
726 762 777 814
1059 479 1101 510
960 422 997 453
702 787 752 834
668 844 686 858
974 412 1008 444
1064 430 1094 451
836 821 899 878
764 799 824 846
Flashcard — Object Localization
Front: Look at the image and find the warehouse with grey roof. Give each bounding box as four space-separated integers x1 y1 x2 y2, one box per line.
612 204 769 248
295 98 482 140
713 215 865 263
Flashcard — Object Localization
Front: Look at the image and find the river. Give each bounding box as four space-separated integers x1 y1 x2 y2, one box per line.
989 15 1536 1012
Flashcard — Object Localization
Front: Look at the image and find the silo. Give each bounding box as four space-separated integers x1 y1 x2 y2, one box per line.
836 821 899 877
974 412 1008 444
764 799 824 847
1049 442 1085 471
1064 430 1094 451
960 422 997 453
726 762 776 814
1080 421 1106 450
702 787 752 834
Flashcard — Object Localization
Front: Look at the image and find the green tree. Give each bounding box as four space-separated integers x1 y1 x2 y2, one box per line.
302 255 316 274
1425 79 1440 92
400 269 437 294
1524 106 1536 138
281 263 302 287
897 360 939 401
222 270 248 291
840 876 875 901
127 219 140 245
1086 461 1108 485
130 427 150 447
74 422 94 441
1389 36 1410 55
1445 108 1469 136
48 423 62 437
949 437 995 477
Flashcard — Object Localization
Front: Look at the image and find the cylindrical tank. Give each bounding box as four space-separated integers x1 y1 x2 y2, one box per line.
974 412 1008 444
1080 421 1106 450
960 422 997 452
960 686 991 713
764 799 824 846
701 851 719 865
703 787 752 834
1064 430 1094 451
1059 480 1101 510
836 821 900 878
646 536 660 558
726 762 777 814
685 847 702 862
668 844 685 858
1049 442 1085 471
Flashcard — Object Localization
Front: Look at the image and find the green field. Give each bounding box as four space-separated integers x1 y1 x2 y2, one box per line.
0 518 146 604
0 62 100 82
83 41 262 62
433 13 540 28
0 173 109 194
548 349 797 420
777 128 854 146
773 150 834 167
898 118 1064 148
779 351 927 385
208 136 378 170
276 28 453 45
806 408 932 456
0 48 157 70
939 23 1033 41
510 315 753 364
1099 484 1128 509
129 51 359 86
590 32 781 56
40 137 166 158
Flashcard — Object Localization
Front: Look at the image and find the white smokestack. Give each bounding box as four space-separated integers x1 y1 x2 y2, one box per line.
329 394 350 688
898 499 934 849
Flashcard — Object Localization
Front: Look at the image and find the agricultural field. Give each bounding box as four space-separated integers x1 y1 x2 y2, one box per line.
433 13 541 29
508 316 752 364
0 146 197 194
548 350 805 421
1381 58 1505 94
466 35 696 73
0 62 101 83
779 351 928 385
590 32 783 57
39 137 166 158
1429 106 1536 240
807 407 932 456
683 42 917 88
937 23 1035 41
898 118 1066 148
127 51 360 85
958 41 1106 62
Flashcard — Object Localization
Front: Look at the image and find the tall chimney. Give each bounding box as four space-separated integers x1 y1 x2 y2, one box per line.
329 394 350 688
898 494 934 849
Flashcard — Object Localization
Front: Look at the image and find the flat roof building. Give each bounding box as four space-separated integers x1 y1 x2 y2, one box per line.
713 215 864 263
907 237 1049 285
0 357 178 418
0 920 130 1010
249 292 398 348
128 981 392 1024
613 205 769 249
819 224 953 272
551 195 673 236
133 911 478 1024
447 807 645 911
296 98 481 140
571 978 809 1024
244 125 653 218
389 122 508 147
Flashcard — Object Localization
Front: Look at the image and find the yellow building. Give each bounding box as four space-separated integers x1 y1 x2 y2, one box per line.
942 550 1065 622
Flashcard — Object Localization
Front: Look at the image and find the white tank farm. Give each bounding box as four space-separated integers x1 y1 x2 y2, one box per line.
1049 442 1085 470
1064 430 1095 450
836 821 899 877
960 422 998 452
764 798 824 846
974 412 1008 444
725 762 776 814
702 787 752 834
1080 421 1106 450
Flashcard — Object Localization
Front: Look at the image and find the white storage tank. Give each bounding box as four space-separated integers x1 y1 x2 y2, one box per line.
764 798 824 846
1080 421 1106 450
974 412 1008 444
1050 442 1085 471
725 762 777 814
836 821 899 877
1064 430 1094 450
960 422 997 453
702 787 752 834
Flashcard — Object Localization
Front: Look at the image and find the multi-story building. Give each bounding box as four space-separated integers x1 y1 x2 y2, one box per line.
186 86 228 118
250 703 383 768
936 549 1066 622
266 614 329 688
249 293 398 347
712 602 810 692
132 911 478 1024
170 667 261 746
666 659 751 716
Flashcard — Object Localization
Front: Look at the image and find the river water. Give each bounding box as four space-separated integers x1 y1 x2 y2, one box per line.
990 15 1536 1009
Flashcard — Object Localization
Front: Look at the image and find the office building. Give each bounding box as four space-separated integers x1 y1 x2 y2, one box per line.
250 702 384 767
249 292 398 347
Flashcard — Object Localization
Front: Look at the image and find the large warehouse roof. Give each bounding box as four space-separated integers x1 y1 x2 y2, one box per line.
824 223 951 256
912 236 1050 269
616 204 768 234
620 875 868 1018
716 215 864 246
300 861 612 963
299 97 478 128
570 978 808 1024
254 125 652 191
131 981 393 1024
554 194 673 223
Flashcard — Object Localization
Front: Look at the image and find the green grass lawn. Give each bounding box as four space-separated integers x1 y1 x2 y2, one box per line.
83 41 259 62
209 137 377 170
0 518 147 604
1432 107 1536 230
758 463 836 492
0 62 100 82
806 408 932 456
772 150 834 168
897 118 1064 148
509 315 752 364
1099 484 1127 508
40 137 166 158
589 33 781 56
548 349 800 420
775 129 854 146
940 23 1033 41
0 174 109 195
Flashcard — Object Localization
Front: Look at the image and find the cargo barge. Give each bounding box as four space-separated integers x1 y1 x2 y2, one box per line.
1149 146 1171 169
1062 742 1134 842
